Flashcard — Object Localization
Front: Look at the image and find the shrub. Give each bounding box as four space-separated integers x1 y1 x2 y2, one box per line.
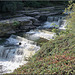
65 0 75 32
52 29 59 35
51 23 59 28
13 21 20 26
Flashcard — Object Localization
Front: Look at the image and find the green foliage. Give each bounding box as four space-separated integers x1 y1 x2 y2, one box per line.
51 23 55 27
65 0 75 32
59 29 70 35
51 23 59 28
52 29 59 35
13 21 20 26
55 24 59 28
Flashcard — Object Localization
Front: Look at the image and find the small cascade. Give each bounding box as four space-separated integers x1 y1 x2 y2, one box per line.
25 29 55 40
5 35 35 46
0 35 40 74
42 16 66 29
24 16 67 41
47 16 62 22
0 15 67 74
47 17 54 22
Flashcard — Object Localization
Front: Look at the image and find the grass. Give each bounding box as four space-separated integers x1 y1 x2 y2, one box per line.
5 32 75 75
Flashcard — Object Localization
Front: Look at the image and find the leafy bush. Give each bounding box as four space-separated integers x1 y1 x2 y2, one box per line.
51 23 59 28
52 29 59 35
13 21 20 26
65 0 75 33
59 29 70 35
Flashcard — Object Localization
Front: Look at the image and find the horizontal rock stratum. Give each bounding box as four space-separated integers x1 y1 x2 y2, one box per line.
0 16 40 37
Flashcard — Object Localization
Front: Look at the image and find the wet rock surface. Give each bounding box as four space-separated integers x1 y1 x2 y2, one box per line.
0 35 40 74
0 16 40 37
0 6 66 37
17 6 65 21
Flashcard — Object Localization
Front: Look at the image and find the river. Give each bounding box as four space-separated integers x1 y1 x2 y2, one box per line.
0 15 67 74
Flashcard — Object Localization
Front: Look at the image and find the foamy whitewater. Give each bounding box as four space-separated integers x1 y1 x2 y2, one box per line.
0 16 67 74
0 35 40 74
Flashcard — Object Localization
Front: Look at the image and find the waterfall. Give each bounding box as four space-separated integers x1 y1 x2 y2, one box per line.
42 16 66 29
26 29 55 40
0 35 40 74
0 15 67 74
47 17 54 22
47 16 61 22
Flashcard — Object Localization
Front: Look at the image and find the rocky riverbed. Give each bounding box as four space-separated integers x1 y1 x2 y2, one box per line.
0 6 66 37
0 6 67 74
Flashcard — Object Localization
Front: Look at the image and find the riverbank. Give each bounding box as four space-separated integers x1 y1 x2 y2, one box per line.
0 1 75 74
9 32 75 75
0 5 69 74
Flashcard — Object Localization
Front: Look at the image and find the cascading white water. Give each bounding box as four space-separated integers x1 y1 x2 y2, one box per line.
42 16 66 29
25 16 66 41
0 35 40 74
0 15 67 74
26 29 55 40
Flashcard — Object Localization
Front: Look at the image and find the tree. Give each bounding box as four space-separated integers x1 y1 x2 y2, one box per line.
65 0 75 32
